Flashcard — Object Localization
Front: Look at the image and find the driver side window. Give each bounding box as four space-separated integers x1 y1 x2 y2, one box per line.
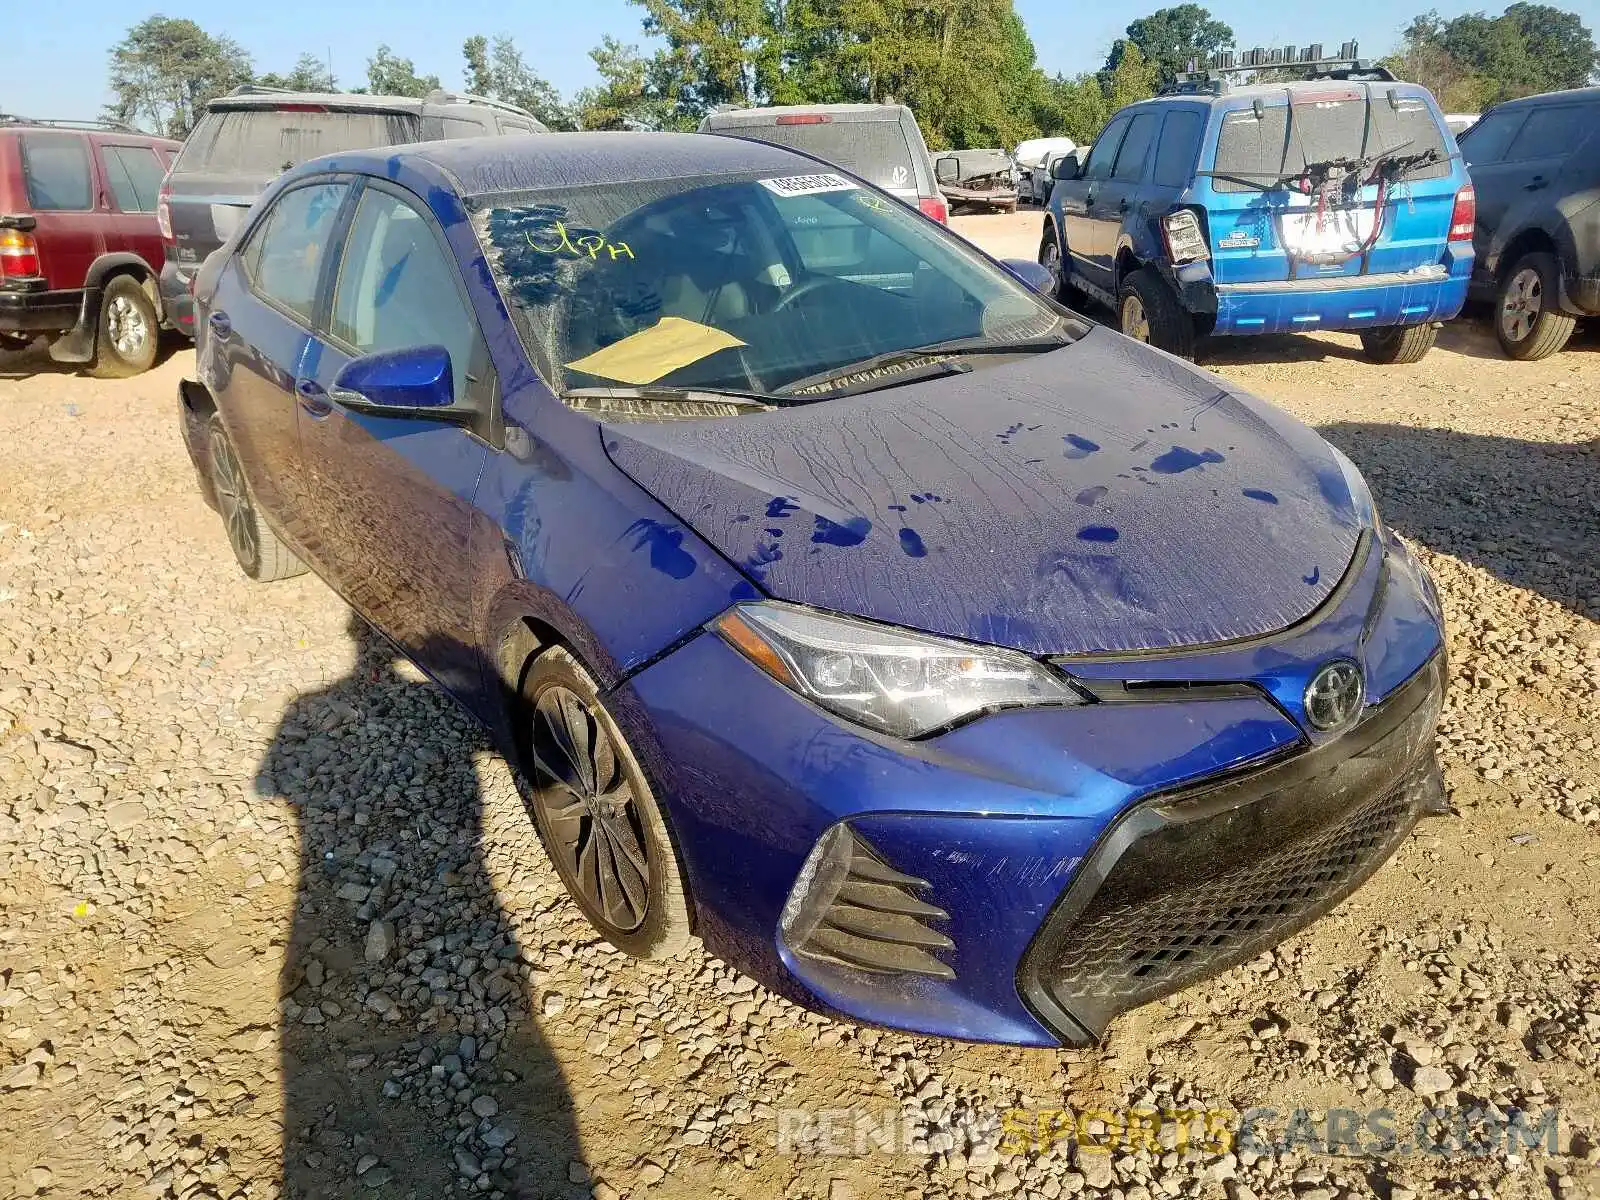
1083 120 1130 182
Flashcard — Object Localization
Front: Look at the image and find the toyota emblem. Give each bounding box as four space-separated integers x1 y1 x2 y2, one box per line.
1304 660 1365 731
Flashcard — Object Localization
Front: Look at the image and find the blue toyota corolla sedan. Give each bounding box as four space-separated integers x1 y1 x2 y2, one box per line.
179 132 1448 1047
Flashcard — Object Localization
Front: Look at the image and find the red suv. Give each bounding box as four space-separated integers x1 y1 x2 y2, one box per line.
0 118 180 376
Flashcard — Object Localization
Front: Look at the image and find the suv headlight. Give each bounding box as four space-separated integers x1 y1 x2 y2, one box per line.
712 602 1084 739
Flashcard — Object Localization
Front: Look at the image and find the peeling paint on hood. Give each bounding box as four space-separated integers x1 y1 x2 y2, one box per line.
602 327 1364 657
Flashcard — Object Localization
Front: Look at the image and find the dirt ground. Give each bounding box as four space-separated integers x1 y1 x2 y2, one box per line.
0 217 1596 1200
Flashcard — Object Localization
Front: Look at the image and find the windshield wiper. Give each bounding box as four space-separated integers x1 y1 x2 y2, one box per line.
778 332 1071 397
561 385 776 411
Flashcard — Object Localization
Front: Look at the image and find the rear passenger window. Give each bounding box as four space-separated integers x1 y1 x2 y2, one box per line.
1082 119 1129 182
102 145 166 212
1113 114 1159 183
441 117 489 138
20 133 92 211
245 182 349 322
1152 111 1203 187
331 190 483 401
1457 110 1524 166
1505 107 1582 160
498 119 536 135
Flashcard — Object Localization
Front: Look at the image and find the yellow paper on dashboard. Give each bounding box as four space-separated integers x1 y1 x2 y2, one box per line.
566 317 746 385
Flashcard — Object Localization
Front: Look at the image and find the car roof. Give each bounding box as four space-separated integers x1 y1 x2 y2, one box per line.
321 131 825 197
704 103 909 125
1138 79 1438 111
1489 85 1600 110
0 119 179 147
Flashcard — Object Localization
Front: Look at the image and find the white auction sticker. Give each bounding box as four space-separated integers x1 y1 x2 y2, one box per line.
759 173 858 197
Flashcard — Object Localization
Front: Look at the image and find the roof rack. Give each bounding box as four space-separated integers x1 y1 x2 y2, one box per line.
0 113 139 133
1163 41 1397 95
423 89 536 119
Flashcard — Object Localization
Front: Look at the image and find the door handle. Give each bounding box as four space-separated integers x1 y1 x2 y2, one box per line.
295 378 333 418
1524 176 1548 191
1116 198 1131 214
207 310 231 337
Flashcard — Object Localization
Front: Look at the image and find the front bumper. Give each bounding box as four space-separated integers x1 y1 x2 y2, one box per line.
620 531 1447 1045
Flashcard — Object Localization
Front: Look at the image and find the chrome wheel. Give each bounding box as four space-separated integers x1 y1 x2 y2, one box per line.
1040 238 1061 290
529 686 650 932
1121 293 1151 343
1499 266 1542 343
209 425 257 569
106 293 150 359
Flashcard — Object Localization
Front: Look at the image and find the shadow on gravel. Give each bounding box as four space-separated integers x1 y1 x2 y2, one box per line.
258 615 580 1199
0 333 186 379
1319 423 1599 621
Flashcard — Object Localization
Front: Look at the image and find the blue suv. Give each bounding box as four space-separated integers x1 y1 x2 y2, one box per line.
1039 73 1476 363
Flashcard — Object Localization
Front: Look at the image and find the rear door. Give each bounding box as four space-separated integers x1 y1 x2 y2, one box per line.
1465 103 1585 268
1085 110 1159 289
1459 107 1530 261
98 141 169 270
15 131 105 291
207 178 353 545
295 182 492 691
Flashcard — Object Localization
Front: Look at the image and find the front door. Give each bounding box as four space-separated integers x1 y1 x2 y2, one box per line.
206 179 351 543
295 182 493 693
1057 116 1129 289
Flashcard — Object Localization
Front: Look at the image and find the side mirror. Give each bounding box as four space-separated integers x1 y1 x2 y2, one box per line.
1001 258 1055 295
935 156 959 184
1052 153 1083 181
330 345 459 418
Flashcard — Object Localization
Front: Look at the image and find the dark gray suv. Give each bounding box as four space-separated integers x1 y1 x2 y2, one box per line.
158 87 546 336
1459 86 1600 360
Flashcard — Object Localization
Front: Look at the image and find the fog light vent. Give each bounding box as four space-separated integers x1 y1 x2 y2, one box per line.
780 824 955 979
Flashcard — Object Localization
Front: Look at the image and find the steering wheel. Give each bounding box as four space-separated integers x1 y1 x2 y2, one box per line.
772 274 850 313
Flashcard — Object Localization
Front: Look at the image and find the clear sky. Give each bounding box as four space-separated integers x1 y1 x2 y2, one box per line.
3 0 1583 124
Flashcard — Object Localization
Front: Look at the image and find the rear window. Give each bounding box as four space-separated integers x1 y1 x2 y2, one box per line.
19 133 92 211
176 109 412 175
1212 92 1450 193
717 119 919 191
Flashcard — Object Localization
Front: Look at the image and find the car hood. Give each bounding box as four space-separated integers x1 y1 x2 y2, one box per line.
602 327 1364 657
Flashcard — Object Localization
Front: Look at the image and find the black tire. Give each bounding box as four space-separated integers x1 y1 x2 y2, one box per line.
516 646 694 959
1038 224 1083 309
1494 251 1577 361
1119 268 1197 359
1359 323 1438 365
88 275 159 379
206 414 307 582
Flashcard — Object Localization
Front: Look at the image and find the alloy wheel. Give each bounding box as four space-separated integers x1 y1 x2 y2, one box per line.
529 686 651 932
1499 267 1542 343
1041 239 1061 289
209 426 257 569
1121 294 1151 343
107 294 149 359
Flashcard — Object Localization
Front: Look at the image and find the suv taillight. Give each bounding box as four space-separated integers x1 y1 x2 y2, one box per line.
1448 184 1476 242
919 195 949 224
157 177 173 242
0 229 40 278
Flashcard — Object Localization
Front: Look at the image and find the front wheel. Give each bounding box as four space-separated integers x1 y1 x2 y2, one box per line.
1495 252 1576 361
1119 268 1197 359
517 646 694 959
1359 323 1438 364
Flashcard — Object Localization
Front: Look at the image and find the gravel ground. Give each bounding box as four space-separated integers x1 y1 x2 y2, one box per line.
0 245 1596 1200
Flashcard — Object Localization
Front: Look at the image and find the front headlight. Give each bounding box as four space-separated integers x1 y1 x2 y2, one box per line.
711 602 1084 739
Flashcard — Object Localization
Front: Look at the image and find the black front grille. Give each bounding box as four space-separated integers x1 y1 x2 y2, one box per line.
1020 653 1446 1045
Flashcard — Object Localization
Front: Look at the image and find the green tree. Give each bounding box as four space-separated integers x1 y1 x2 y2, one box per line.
256 52 336 93
1395 5 1598 104
1035 72 1110 142
105 16 253 136
636 0 776 114
572 37 691 130
1106 4 1234 87
462 35 575 128
1103 40 1159 112
366 45 441 98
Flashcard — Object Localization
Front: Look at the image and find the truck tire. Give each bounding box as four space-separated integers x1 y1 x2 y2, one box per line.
1119 268 1196 359
1359 323 1437 365
88 275 159 379
1494 251 1576 361
207 414 307 582
1038 226 1083 309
